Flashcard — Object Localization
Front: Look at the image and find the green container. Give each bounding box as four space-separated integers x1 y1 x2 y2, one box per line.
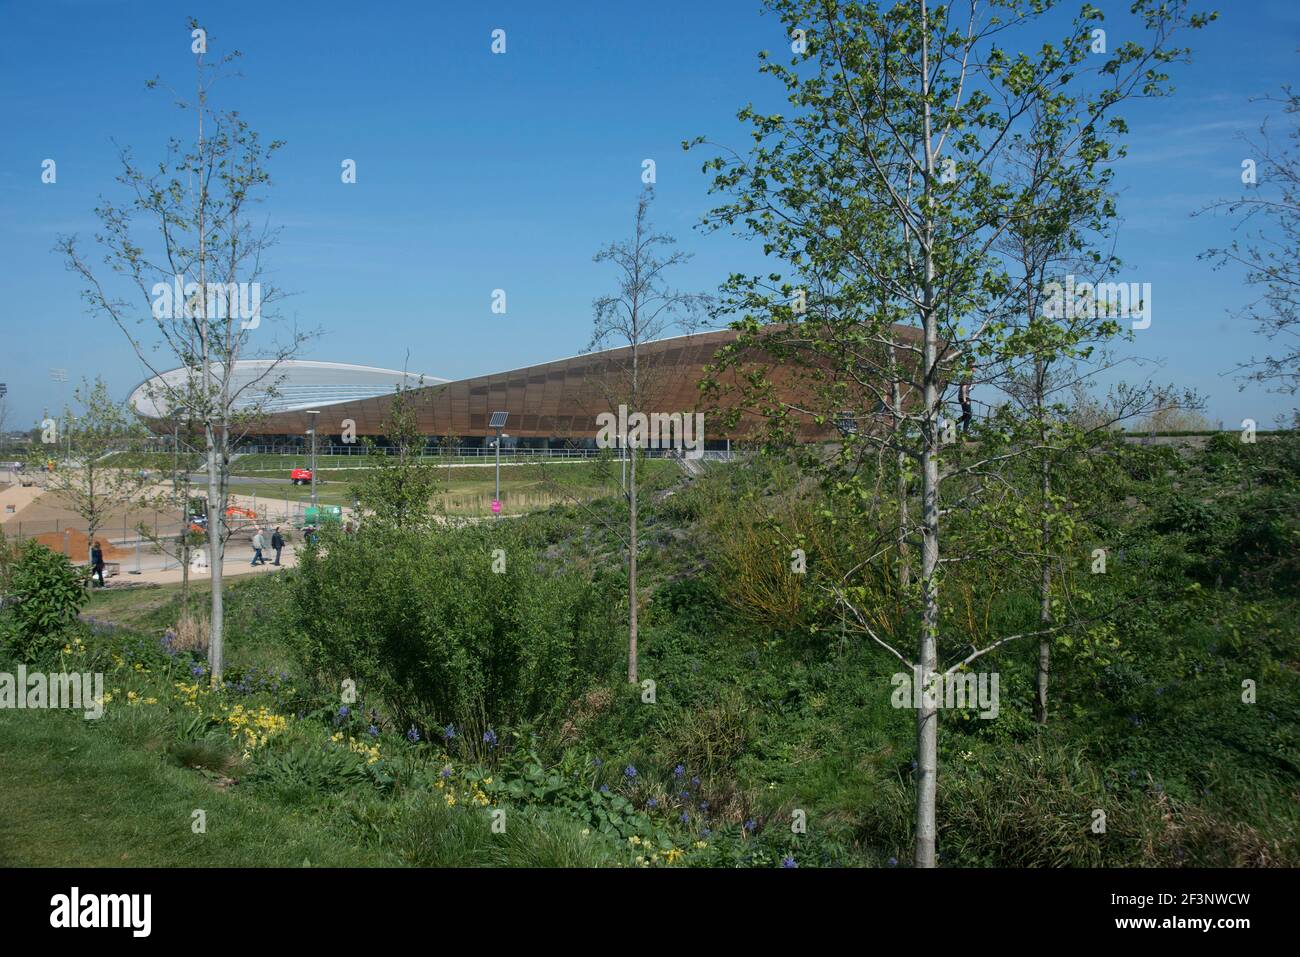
304 505 342 527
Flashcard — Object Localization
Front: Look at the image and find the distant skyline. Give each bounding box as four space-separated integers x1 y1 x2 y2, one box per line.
1 0 1297 430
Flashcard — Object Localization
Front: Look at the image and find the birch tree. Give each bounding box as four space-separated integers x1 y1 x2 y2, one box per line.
691 0 1212 866
1200 84 1300 395
57 21 307 681
589 188 709 684
349 380 443 531
26 377 153 565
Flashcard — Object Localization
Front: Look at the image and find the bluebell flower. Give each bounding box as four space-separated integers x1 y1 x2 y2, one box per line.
744 819 756 832
673 764 685 777
887 857 898 867
368 724 379 737
699 801 709 811
407 726 420 743
781 856 797 868
680 811 690 823
646 798 657 809
624 765 637 778
691 776 700 787
338 705 350 718
440 767 452 779
443 724 456 741
483 729 498 747
599 784 610 794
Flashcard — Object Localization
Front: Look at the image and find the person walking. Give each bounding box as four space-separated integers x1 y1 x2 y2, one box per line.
90 541 106 588
251 527 267 566
958 359 975 435
271 526 284 566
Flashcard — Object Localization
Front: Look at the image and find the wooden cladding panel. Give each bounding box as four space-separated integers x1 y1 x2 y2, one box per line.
192 325 924 441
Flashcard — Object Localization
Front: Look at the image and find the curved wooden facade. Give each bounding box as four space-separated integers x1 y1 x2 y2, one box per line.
141 324 926 445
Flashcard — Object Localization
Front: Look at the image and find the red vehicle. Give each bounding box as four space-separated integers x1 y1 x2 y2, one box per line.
291 468 313 485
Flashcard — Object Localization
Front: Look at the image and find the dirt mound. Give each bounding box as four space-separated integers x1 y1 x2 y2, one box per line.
30 528 130 562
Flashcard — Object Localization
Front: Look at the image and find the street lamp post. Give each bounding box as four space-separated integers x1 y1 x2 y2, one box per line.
489 411 508 517
48 369 69 461
306 410 321 510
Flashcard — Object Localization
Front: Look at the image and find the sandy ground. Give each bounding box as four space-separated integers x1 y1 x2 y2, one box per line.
2 478 327 589
106 540 303 587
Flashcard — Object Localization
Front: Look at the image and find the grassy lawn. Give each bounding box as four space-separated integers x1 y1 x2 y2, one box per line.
0 704 396 867
231 452 621 473
0 576 630 868
233 460 671 516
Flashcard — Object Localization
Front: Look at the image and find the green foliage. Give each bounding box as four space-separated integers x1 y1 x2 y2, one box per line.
591 445 615 486
285 523 624 735
349 380 443 530
244 742 376 799
2 543 88 661
3 428 1296 868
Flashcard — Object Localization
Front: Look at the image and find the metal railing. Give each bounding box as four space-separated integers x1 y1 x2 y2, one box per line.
230 444 710 460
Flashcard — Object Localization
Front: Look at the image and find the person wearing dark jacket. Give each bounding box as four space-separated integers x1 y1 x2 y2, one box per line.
271 526 285 566
91 542 106 588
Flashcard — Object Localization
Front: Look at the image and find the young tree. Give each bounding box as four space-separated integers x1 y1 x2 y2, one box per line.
58 22 307 681
349 380 442 530
589 188 709 684
26 378 154 566
692 0 1212 866
591 445 615 488
439 429 461 488
1199 82 1300 394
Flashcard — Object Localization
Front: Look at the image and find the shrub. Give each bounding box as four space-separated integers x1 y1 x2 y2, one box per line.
285 524 623 738
1 542 88 662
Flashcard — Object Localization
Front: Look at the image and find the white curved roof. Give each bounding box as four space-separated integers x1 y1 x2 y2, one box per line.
129 360 446 418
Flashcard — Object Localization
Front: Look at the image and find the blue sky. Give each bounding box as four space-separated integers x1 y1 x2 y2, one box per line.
1 0 1297 429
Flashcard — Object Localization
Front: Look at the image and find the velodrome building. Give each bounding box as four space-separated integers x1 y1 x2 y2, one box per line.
129 327 922 449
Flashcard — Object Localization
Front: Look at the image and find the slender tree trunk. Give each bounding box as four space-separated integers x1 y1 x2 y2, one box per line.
1034 507 1051 723
914 7 939 867
628 444 638 684
205 430 224 680
915 335 940 869
182 496 190 610
1033 359 1052 724
627 338 639 684
893 372 910 592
